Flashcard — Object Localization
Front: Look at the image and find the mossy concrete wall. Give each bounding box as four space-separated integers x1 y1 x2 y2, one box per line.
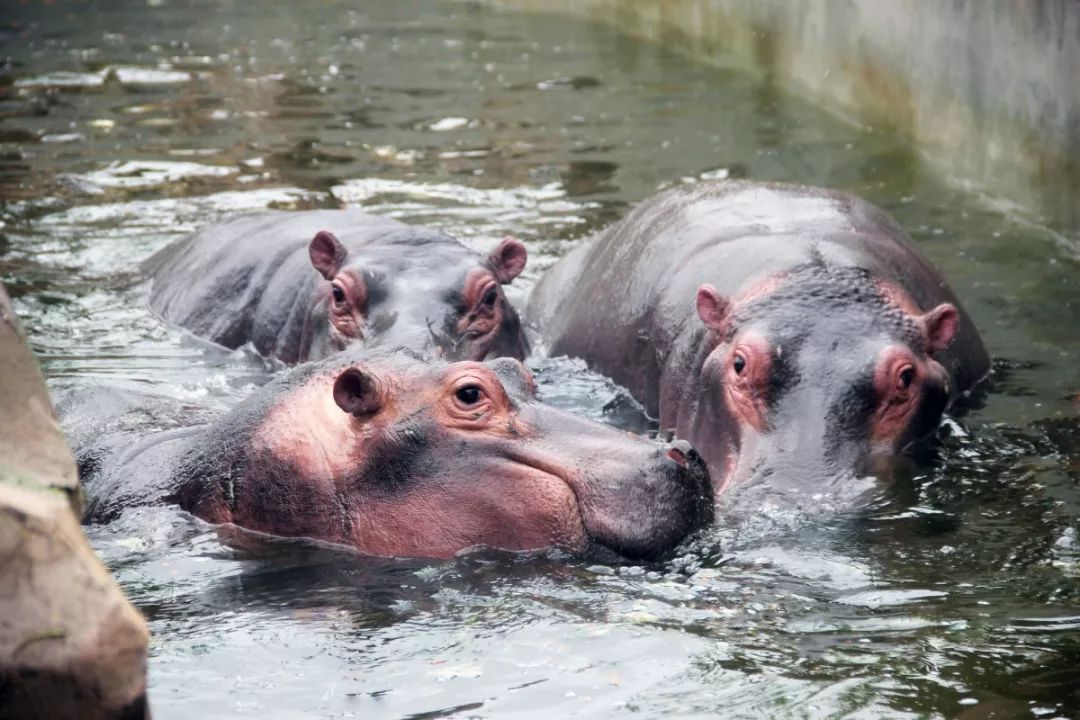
496 0 1080 229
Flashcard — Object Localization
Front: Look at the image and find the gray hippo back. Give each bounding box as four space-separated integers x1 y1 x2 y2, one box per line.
146 209 529 364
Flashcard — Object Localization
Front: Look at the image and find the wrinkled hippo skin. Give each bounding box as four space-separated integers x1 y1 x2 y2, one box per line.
528 181 991 498
63 351 712 561
145 209 529 363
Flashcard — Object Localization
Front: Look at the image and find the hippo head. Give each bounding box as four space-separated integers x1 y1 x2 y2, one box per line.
304 230 528 362
675 263 960 499
178 351 711 561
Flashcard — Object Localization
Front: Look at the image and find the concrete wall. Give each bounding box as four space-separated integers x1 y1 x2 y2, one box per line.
495 0 1080 230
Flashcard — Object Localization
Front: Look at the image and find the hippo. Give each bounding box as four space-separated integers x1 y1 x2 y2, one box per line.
528 180 991 499
144 209 529 363
62 351 712 561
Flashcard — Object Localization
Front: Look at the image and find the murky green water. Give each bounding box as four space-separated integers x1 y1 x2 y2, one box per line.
2 1 1079 718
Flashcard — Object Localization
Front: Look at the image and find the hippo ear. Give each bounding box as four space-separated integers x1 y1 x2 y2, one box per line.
333 368 382 418
489 236 527 284
920 303 959 354
309 231 348 280
695 284 731 333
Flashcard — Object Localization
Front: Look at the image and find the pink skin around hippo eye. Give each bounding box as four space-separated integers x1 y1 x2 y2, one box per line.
327 270 367 340
871 346 924 444
457 269 504 341
722 334 772 433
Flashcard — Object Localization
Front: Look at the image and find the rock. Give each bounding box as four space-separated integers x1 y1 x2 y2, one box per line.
0 283 150 720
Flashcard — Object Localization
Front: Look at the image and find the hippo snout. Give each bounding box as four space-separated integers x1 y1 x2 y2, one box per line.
578 439 714 563
669 442 714 528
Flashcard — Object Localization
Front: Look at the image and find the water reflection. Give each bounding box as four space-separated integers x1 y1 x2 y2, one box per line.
2 0 1079 717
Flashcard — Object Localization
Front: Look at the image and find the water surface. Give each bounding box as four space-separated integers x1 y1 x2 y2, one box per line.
2 1 1078 718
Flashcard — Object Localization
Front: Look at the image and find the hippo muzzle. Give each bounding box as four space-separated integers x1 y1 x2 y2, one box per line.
575 442 713 562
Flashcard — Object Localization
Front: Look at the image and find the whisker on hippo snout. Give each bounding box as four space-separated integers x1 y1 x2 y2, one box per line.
426 315 465 357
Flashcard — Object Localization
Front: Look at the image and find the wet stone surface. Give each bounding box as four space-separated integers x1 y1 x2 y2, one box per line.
1 0 1079 717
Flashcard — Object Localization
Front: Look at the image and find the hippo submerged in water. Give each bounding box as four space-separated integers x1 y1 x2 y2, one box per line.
145 210 529 363
62 351 711 561
529 181 991 499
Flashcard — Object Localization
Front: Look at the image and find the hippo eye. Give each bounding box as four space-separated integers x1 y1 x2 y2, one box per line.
331 285 346 305
455 385 483 406
733 353 746 375
898 365 915 390
481 287 498 307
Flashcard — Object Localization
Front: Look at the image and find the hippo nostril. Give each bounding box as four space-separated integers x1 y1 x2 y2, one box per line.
665 438 696 468
666 447 689 468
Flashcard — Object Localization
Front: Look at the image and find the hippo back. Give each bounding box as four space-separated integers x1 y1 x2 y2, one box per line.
529 181 990 413
144 209 405 362
56 387 217 522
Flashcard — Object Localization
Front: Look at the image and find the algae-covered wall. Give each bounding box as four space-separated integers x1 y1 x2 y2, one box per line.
496 0 1080 230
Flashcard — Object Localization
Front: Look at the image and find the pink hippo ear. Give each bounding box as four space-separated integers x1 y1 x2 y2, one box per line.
333 367 382 418
696 284 732 333
920 303 960 354
489 236 528 284
309 231 348 281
